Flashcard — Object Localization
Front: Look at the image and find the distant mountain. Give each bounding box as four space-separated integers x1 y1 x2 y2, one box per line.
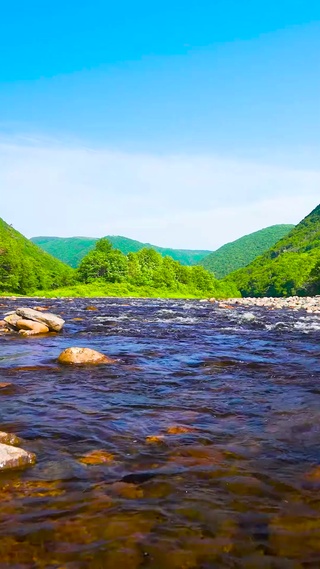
199 225 294 278
227 205 320 297
0 218 74 294
31 236 211 268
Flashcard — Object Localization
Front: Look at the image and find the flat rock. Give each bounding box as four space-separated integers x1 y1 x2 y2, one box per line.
57 347 115 365
16 307 65 332
0 443 36 471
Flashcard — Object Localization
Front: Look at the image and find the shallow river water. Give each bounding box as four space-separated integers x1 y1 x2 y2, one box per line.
1 297 320 568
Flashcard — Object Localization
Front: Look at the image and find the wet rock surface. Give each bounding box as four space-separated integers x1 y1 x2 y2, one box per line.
0 431 22 445
0 296 319 566
0 443 36 471
58 346 115 365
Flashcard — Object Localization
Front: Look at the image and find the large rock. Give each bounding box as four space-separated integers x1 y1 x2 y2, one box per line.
16 319 50 336
0 443 36 471
16 307 65 332
58 347 115 365
4 313 21 329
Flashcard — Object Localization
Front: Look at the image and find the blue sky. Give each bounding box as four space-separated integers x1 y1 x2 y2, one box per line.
1 1 319 248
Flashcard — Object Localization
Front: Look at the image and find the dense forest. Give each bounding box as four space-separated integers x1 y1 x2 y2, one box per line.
227 205 320 297
32 236 211 268
200 225 294 278
76 238 239 298
0 218 74 294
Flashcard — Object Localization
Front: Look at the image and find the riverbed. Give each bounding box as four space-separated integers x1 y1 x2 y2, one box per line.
1 297 320 567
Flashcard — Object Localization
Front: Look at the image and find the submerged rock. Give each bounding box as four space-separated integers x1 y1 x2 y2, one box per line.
79 450 115 465
15 307 65 332
57 347 115 365
0 382 12 390
0 443 36 471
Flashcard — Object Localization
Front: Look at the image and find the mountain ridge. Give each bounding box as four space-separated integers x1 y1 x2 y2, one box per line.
226 205 320 296
31 235 211 268
199 224 294 278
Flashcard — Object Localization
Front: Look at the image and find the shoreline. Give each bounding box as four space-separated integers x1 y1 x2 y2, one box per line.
215 296 320 313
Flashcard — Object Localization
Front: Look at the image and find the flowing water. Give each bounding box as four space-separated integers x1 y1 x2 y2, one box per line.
1 297 320 568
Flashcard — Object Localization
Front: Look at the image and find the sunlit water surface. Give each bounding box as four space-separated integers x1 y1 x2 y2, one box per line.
1 297 320 568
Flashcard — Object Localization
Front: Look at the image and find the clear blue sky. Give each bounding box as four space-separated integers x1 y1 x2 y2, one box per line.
0 1 319 247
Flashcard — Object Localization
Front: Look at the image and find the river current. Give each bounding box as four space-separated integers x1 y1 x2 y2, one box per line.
1 297 320 568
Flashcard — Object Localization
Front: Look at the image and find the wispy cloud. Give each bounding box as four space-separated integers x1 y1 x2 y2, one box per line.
1 135 319 249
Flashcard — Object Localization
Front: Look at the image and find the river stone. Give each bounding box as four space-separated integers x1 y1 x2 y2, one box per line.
0 431 22 446
16 307 65 332
57 347 115 365
16 319 50 335
4 313 20 329
0 443 36 471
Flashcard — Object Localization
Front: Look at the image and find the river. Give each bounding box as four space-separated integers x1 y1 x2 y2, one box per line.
1 297 320 567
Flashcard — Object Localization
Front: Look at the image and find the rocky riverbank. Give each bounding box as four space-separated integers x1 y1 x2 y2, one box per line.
207 296 320 313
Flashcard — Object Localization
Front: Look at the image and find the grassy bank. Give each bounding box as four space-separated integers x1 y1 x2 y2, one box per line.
22 281 239 299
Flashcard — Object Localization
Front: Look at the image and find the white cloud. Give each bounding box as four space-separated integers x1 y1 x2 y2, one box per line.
0 136 319 249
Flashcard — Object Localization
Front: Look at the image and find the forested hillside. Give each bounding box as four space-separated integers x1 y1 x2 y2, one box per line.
200 225 294 278
75 238 239 298
0 218 74 294
31 236 211 268
227 205 320 297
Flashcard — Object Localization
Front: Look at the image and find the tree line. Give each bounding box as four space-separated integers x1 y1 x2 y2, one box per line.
78 238 239 297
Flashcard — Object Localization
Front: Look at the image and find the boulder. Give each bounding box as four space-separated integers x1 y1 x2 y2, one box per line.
16 319 50 335
16 307 65 332
0 443 36 471
57 347 115 365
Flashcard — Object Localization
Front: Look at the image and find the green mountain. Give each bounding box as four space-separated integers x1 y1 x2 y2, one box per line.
31 236 211 268
0 218 74 294
199 224 294 278
226 205 320 297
